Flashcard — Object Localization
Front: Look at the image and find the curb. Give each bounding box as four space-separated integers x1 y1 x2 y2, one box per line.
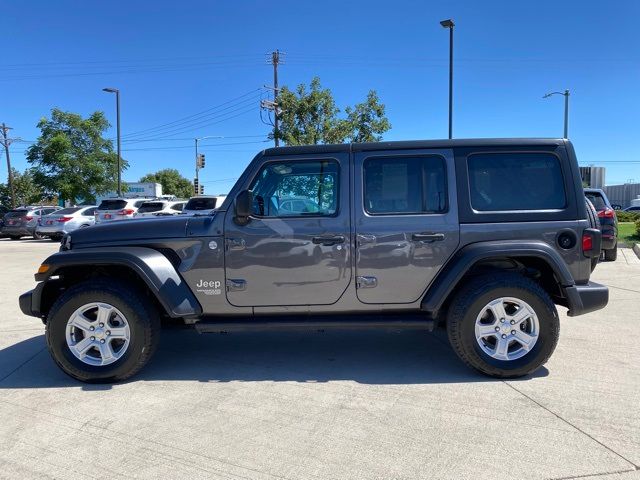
633 243 640 260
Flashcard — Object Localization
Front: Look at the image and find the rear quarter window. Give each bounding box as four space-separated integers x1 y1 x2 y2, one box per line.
468 152 566 211
185 198 217 210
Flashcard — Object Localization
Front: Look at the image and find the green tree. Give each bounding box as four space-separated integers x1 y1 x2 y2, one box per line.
140 168 193 199
26 108 126 203
0 168 49 207
275 77 391 146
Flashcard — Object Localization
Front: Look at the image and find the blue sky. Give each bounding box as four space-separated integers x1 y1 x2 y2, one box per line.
3 0 639 194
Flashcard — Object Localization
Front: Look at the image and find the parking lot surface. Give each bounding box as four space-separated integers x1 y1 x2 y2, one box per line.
0 238 639 480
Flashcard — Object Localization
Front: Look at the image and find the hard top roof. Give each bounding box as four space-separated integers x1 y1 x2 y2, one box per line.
263 138 567 156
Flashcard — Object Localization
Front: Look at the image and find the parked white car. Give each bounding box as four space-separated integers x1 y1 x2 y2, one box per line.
134 200 186 218
36 206 97 241
94 198 154 224
181 195 227 216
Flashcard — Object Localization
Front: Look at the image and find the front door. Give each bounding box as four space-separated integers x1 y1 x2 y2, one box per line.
224 154 351 307
354 149 459 304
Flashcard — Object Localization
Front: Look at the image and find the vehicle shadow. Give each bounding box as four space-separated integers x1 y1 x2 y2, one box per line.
0 329 548 390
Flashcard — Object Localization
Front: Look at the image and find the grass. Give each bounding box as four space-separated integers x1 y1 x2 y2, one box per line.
618 222 640 246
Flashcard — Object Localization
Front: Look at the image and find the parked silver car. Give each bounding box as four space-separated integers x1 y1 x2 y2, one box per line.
94 198 154 224
36 206 97 241
133 200 186 218
1 206 61 239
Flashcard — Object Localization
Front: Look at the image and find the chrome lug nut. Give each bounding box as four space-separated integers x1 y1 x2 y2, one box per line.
99 323 104 327
511 330 516 335
106 330 111 336
500 318 505 323
90 326 95 331
90 336 95 341
510 320 515 325
100 339 105 344
495 326 500 332
501 334 507 339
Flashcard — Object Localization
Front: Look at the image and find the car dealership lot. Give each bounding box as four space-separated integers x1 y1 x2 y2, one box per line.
0 238 639 480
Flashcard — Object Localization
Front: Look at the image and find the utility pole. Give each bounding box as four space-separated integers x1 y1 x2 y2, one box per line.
440 19 455 139
261 50 284 147
0 123 17 208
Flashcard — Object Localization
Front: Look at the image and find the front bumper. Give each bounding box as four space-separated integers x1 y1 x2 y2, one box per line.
565 281 609 317
19 282 44 318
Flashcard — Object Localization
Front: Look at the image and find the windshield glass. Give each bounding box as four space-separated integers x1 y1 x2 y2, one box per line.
184 198 217 210
98 200 127 210
137 202 165 213
585 192 607 211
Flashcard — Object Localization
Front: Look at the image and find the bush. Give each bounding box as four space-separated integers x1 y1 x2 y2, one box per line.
636 219 640 237
616 211 640 223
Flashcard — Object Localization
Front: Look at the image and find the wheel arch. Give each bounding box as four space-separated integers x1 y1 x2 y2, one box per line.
35 247 202 320
421 241 576 318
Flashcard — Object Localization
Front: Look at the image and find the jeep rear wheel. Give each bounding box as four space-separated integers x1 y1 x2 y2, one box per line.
46 280 160 383
447 272 559 378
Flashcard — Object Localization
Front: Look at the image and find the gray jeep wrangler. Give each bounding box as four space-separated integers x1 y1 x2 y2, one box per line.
19 138 608 383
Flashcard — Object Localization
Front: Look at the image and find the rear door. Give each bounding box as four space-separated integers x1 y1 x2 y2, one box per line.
224 154 350 307
354 148 459 304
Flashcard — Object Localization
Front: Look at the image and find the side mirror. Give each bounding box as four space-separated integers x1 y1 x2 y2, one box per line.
234 190 253 225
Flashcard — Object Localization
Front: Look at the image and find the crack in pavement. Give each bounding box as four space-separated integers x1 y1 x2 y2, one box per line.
504 381 639 473
548 465 639 480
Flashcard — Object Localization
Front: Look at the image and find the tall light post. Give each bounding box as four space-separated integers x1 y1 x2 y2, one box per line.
194 136 223 196
543 89 570 138
102 87 122 196
440 18 455 139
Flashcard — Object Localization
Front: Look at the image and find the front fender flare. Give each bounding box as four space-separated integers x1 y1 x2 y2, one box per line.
420 240 575 314
36 247 202 318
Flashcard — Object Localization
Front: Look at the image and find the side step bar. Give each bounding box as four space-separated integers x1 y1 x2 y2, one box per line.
194 316 435 334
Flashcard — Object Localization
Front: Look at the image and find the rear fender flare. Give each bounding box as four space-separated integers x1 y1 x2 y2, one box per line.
420 240 575 314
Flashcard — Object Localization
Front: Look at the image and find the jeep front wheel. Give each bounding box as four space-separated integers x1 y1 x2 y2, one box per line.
447 272 559 378
46 280 160 383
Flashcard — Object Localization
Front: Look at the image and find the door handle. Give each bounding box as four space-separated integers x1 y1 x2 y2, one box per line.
411 233 445 243
312 235 345 246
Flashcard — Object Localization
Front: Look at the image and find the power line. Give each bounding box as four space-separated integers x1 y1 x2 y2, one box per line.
121 140 269 152
120 89 264 140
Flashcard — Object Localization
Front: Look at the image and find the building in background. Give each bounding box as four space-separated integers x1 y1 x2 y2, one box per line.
603 183 640 209
580 166 606 189
96 182 162 203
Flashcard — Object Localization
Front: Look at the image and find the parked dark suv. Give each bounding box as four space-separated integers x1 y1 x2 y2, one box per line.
584 188 618 261
19 138 608 383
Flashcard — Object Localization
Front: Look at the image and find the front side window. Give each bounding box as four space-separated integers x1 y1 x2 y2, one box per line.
364 156 447 214
249 160 338 217
468 153 566 211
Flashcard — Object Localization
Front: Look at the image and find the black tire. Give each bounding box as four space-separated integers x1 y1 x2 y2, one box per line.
46 279 160 383
33 231 43 240
604 242 617 261
447 272 559 378
9 235 21 240
585 199 601 272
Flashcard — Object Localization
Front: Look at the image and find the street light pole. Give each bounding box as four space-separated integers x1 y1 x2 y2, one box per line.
440 19 455 139
103 87 122 196
543 89 570 138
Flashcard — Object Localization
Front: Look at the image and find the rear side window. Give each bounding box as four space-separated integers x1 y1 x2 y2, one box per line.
98 200 127 210
171 202 185 211
468 153 566 211
185 198 217 210
137 202 165 213
56 207 82 215
364 156 447 214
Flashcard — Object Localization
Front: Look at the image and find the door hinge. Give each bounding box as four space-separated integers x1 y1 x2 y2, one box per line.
226 279 247 292
356 276 378 289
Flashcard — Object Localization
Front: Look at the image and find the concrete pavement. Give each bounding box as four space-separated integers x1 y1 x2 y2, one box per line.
0 238 639 479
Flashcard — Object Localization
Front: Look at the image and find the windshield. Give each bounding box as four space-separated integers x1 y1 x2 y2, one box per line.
184 198 217 210
137 202 165 213
5 210 28 218
98 200 127 210
585 192 607 211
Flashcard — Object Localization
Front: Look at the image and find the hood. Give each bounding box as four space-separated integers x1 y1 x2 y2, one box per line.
70 216 190 246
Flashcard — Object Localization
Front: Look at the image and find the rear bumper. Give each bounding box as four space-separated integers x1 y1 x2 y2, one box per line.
565 281 609 317
19 282 44 318
2 226 31 236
